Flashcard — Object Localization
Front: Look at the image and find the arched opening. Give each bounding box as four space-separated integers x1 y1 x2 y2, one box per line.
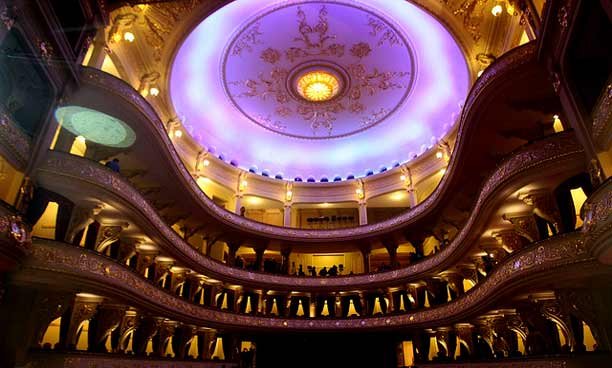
75 320 89 351
40 317 61 350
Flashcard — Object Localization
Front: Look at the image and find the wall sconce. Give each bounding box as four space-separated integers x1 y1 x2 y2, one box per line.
286 190 293 202
492 1 516 17
173 129 183 138
123 31 135 42
203 159 210 167
355 187 364 200
149 87 159 96
239 179 248 192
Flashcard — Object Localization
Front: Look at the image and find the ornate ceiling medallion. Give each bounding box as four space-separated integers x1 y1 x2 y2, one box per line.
221 1 416 139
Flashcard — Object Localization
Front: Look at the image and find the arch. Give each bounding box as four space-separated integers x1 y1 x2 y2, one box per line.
40 317 61 349
75 320 89 351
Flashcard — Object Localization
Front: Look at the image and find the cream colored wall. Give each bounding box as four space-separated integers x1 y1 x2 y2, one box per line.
289 251 363 275
0 157 23 205
245 208 283 226
32 202 59 239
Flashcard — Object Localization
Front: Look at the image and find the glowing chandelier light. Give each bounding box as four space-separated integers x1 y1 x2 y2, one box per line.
297 70 340 102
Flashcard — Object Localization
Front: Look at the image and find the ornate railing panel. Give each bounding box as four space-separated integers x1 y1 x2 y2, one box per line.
20 232 597 331
37 131 585 290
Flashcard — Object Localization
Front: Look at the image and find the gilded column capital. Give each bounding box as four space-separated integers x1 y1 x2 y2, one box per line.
502 212 540 243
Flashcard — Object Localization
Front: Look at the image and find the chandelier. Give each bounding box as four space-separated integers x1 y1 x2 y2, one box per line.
297 70 340 102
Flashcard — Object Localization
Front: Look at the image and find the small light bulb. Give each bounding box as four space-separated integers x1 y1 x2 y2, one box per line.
149 87 159 96
477 70 484 78
76 135 86 142
241 180 248 188
123 32 135 42
553 114 559 120
203 159 210 167
492 4 503 16
436 151 443 159
506 4 515 15
400 175 406 182
112 33 122 43
440 168 447 175
174 129 183 138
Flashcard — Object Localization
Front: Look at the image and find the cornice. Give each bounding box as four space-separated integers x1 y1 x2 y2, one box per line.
77 42 538 243
17 232 598 332
37 131 585 290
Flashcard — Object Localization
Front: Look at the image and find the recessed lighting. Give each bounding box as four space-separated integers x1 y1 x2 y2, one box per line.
123 31 135 42
391 192 405 201
149 87 159 96
436 151 443 159
203 159 210 167
241 180 248 187
75 135 86 142
400 175 406 181
174 129 183 138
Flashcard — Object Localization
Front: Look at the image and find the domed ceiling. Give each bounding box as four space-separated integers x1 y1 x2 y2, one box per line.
170 0 469 180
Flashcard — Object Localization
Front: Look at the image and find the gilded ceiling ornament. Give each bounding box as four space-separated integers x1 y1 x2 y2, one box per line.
284 6 345 62
366 16 403 47
360 108 390 127
448 0 487 42
222 2 414 138
256 114 287 131
350 42 372 58
232 22 263 56
260 47 281 64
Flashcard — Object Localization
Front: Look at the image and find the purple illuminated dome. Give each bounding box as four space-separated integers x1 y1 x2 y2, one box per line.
170 0 469 180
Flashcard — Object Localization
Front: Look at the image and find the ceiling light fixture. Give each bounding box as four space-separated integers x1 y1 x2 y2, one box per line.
123 31 135 43
436 151 443 159
203 159 210 167
297 70 340 102
174 129 183 138
149 87 160 96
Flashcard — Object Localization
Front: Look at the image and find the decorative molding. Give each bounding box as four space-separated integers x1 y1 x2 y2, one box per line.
39 130 583 290
592 82 612 151
0 108 32 168
22 231 594 331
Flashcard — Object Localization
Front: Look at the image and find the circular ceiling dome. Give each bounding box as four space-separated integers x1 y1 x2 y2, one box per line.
170 0 469 180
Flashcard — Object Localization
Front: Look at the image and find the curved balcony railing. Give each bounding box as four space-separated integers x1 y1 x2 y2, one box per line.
37 131 585 291
77 42 538 242
17 231 598 332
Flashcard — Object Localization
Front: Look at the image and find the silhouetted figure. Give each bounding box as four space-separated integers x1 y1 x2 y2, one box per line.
328 265 338 276
319 266 328 277
105 158 120 173
235 255 244 269
310 266 317 277
240 206 246 216
297 264 305 276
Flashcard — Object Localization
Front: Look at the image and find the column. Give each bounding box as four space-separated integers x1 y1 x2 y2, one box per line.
234 194 243 215
383 240 400 269
85 30 107 68
407 187 417 208
254 245 266 272
358 200 368 225
283 203 291 227
360 243 372 274
386 290 395 313
280 246 292 275
226 242 240 267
